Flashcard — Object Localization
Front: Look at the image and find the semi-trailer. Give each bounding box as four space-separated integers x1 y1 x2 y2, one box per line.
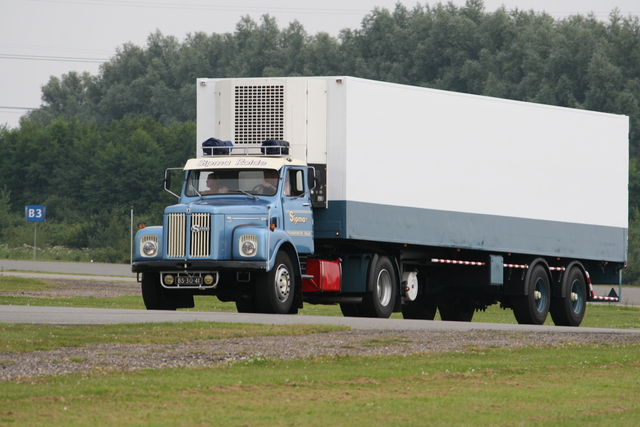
132 76 629 326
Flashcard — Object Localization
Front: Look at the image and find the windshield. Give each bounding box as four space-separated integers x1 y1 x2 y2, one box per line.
185 169 280 197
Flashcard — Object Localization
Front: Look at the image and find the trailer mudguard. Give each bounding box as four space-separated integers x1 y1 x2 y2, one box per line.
340 254 373 293
503 258 552 297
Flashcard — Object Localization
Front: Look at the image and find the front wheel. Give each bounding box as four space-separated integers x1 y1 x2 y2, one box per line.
236 298 260 313
141 272 177 310
256 251 295 314
512 264 550 325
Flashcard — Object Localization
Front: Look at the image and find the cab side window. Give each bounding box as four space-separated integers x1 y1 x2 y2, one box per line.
286 169 305 197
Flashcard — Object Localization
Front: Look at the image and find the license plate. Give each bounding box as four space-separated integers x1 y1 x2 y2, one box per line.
176 276 203 286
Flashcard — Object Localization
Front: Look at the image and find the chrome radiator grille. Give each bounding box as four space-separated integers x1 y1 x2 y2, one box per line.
167 213 186 258
167 213 211 258
190 213 211 258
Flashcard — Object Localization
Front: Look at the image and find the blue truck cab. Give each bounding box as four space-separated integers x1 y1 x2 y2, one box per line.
132 148 316 314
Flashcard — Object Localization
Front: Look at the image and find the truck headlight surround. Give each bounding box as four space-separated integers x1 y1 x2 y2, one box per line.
240 235 258 257
141 237 158 257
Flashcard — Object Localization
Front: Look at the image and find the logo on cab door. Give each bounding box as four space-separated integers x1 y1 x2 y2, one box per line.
289 211 308 224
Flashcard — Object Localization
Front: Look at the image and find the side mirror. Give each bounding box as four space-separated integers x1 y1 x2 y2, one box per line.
307 167 316 191
163 168 182 199
164 169 171 190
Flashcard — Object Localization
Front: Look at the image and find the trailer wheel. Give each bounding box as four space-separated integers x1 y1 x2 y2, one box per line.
438 302 474 322
402 295 437 320
550 267 586 327
141 272 177 310
256 251 294 314
512 264 550 325
361 256 396 318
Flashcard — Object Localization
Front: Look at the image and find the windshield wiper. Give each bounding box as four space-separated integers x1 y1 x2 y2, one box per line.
229 189 259 200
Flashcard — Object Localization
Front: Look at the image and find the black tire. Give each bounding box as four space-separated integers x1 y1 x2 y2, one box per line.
340 303 362 317
256 251 295 314
402 295 437 320
361 255 397 318
235 298 260 313
512 264 551 325
550 266 587 327
141 272 177 310
438 302 474 322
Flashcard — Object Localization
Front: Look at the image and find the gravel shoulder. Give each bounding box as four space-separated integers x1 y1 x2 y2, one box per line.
2 279 640 382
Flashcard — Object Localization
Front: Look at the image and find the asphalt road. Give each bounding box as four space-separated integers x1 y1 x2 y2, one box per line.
1 305 639 334
0 259 134 278
1 259 639 334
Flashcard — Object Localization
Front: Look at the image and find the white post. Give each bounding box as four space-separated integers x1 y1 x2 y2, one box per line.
130 206 134 265
33 222 37 260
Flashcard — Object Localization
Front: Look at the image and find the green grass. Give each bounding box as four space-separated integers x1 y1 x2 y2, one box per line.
1 343 639 426
0 244 96 263
0 275 58 292
0 321 347 353
2 276 640 425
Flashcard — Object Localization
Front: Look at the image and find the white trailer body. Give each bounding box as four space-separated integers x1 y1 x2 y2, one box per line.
196 76 628 268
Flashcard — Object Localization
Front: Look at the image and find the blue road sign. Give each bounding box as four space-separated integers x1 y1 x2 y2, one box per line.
25 205 46 222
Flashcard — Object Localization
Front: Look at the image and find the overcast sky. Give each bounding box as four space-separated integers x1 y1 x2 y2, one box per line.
1 0 639 129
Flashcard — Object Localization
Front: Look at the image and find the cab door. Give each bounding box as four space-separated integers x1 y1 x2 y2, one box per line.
281 167 314 253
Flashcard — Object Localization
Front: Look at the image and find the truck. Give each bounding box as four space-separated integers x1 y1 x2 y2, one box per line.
132 76 629 327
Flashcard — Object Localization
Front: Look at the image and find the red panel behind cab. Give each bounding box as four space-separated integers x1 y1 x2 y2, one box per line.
302 259 341 292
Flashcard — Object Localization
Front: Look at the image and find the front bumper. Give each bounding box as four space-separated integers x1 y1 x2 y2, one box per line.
131 259 269 273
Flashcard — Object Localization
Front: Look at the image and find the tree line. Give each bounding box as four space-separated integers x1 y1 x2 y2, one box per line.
0 117 194 262
1 0 640 276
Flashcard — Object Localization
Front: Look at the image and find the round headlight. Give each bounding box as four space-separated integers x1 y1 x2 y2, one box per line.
164 274 174 285
241 240 257 256
142 240 158 257
204 274 215 285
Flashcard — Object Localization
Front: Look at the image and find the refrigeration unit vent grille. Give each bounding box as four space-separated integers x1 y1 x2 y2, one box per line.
234 85 285 145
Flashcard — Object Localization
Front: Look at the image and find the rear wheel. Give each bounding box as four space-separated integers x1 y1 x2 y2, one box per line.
141 272 177 310
512 264 550 325
361 256 396 318
550 266 587 327
256 251 295 314
340 303 362 317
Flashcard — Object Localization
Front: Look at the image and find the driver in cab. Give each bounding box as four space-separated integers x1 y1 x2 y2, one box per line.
256 170 279 196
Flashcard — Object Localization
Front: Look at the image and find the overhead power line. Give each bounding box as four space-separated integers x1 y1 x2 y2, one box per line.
0 106 37 111
0 54 108 63
27 0 371 16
